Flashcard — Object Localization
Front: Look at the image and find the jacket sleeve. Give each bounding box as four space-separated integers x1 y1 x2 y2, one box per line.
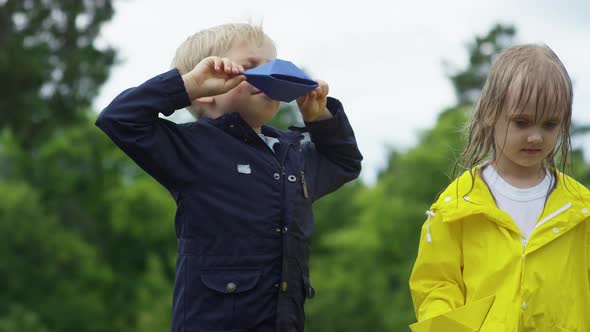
301 97 362 202
409 208 466 321
95 69 196 192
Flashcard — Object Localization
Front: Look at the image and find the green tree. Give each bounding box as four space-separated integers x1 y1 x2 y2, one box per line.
0 305 50 332
0 179 113 332
0 0 116 148
0 2 179 331
268 103 303 130
1 119 180 332
447 23 516 105
32 120 178 330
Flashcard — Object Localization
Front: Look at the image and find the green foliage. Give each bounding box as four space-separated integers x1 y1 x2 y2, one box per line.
269 102 304 130
448 23 516 105
0 116 179 332
0 0 116 148
0 305 50 332
0 180 113 332
310 180 366 254
0 1 177 322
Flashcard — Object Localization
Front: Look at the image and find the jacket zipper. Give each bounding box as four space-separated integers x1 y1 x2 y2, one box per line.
520 202 572 251
301 170 309 199
533 202 572 231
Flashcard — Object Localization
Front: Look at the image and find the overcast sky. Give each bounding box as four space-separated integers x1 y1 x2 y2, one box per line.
94 0 590 183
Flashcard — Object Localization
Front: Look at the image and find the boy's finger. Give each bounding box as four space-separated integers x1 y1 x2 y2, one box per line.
225 75 246 90
315 80 328 97
296 95 307 106
233 61 244 74
213 57 222 72
222 58 233 74
232 63 241 75
313 87 321 96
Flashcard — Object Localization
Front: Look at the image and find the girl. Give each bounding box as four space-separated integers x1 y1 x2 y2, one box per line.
409 44 590 331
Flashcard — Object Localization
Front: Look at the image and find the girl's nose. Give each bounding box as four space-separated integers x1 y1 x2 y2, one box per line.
527 131 543 144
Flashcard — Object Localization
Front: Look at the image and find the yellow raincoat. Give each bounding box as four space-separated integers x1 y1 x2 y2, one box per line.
410 168 590 331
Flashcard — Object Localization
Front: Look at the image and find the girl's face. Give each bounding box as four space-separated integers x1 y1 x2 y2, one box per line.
493 92 564 176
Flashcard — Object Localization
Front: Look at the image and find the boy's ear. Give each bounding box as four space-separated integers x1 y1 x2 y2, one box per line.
195 96 215 104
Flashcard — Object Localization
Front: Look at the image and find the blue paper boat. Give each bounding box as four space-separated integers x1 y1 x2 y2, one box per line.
244 59 319 102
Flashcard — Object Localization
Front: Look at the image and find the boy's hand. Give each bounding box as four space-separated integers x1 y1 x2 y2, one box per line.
181 56 246 100
296 80 333 122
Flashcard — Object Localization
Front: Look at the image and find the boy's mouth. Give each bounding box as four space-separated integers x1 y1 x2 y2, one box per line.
251 90 263 95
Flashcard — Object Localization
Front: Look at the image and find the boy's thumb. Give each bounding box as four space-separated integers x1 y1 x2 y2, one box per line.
225 75 246 91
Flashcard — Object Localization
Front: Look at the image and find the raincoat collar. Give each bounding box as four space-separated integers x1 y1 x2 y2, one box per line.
433 167 590 241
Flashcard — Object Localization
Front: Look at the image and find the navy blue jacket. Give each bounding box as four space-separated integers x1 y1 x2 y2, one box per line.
96 69 362 332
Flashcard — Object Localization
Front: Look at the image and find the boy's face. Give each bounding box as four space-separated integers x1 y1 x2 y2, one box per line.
212 39 280 129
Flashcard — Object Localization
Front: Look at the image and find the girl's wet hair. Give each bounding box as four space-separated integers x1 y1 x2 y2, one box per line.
454 44 573 188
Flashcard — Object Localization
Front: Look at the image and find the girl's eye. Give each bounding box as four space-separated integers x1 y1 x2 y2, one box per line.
513 119 529 128
543 121 559 130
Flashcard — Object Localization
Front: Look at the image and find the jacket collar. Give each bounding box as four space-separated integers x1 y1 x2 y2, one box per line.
203 112 303 145
434 168 590 237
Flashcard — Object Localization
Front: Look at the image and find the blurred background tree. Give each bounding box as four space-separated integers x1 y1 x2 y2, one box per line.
0 0 116 149
1 1 175 331
448 24 516 105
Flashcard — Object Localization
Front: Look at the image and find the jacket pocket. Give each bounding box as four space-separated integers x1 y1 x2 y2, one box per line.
200 270 261 294
188 269 262 331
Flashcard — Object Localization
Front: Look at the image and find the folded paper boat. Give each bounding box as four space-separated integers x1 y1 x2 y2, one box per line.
244 59 318 102
409 295 496 332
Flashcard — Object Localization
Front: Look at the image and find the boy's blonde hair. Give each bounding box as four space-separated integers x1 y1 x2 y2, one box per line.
171 23 275 118
455 44 573 183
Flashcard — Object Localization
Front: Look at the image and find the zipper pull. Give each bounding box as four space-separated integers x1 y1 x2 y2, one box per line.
301 171 309 199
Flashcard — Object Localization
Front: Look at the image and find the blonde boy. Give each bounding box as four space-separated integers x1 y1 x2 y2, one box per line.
96 23 362 332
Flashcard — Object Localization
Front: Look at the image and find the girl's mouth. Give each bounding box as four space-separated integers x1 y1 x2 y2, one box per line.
522 148 542 154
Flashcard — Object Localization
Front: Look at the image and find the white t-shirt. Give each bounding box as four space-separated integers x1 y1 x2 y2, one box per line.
481 165 553 241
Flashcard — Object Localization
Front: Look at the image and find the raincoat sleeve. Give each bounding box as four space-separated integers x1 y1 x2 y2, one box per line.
409 208 466 321
95 69 195 192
